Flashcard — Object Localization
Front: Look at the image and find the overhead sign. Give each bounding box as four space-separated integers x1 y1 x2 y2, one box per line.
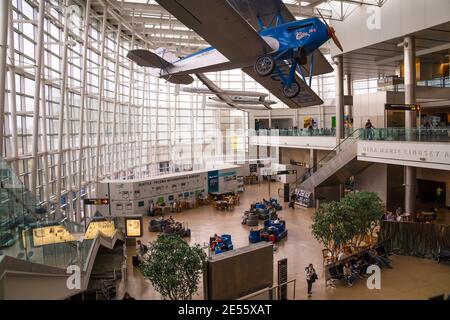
275 170 297 175
384 104 421 111
84 198 110 205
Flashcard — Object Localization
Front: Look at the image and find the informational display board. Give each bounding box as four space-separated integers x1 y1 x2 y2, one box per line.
32 226 75 247
208 170 219 193
125 217 143 237
84 220 115 239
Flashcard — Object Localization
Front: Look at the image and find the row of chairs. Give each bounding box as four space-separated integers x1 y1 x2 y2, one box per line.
326 244 389 288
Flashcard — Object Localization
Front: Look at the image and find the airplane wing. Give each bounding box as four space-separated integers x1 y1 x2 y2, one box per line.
243 66 324 108
195 73 272 111
155 0 272 62
227 0 296 30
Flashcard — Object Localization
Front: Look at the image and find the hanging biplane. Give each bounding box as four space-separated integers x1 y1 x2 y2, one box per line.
127 0 343 108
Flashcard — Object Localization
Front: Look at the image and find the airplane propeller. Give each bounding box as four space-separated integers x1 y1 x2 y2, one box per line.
317 10 343 52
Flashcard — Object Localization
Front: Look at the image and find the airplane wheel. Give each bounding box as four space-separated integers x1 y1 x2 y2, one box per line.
254 55 275 77
282 81 300 98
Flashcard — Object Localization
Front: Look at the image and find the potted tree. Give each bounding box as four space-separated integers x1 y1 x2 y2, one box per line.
311 191 383 257
139 234 206 300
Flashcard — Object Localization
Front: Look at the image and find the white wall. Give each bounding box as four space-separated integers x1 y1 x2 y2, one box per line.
330 0 450 56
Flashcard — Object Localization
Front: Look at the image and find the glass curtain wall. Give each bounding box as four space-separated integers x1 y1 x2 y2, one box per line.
2 0 350 219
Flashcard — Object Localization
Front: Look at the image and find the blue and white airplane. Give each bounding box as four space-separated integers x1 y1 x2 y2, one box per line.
127 0 342 109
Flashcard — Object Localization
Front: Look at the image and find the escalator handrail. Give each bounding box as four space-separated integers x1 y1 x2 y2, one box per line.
291 128 361 188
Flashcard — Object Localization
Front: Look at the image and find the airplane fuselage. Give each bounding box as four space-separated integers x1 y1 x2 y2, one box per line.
162 17 329 77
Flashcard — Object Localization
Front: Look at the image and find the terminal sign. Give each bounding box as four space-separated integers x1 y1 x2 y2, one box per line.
384 104 421 111
276 170 297 175
84 198 110 205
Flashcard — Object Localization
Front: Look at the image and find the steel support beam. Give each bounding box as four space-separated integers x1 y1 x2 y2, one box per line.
30 0 46 198
75 0 92 223
94 11 108 183
7 6 19 173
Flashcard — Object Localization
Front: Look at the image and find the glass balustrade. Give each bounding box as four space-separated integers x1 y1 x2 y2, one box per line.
358 127 450 143
0 157 118 272
250 128 337 137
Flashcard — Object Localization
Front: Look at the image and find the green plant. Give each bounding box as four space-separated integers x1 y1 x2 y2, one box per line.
139 234 206 300
311 201 355 254
311 191 383 256
341 191 383 246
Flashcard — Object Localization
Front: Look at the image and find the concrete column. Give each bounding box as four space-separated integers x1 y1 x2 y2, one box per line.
403 36 417 215
309 149 317 172
344 73 352 135
0 0 9 156
333 56 344 145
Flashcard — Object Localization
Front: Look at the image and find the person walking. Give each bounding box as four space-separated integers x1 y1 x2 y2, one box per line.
305 263 317 297
436 186 443 203
365 119 374 140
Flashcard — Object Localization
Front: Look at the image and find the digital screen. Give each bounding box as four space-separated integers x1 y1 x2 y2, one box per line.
84 198 109 205
125 218 142 237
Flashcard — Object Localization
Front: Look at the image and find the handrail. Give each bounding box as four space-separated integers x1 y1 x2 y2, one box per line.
291 129 360 188
237 279 297 300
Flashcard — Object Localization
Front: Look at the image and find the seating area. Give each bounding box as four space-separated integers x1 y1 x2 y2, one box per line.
241 198 282 226
209 234 233 254
248 219 288 244
437 247 450 264
148 218 191 237
209 193 240 211
325 244 391 288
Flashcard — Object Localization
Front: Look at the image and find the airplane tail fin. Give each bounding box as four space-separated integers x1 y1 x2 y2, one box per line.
127 47 177 69
127 48 194 85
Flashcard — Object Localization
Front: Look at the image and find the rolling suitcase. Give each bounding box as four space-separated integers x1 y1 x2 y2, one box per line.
132 255 140 267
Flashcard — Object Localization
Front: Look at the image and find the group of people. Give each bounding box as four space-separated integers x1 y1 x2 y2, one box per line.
382 207 403 222
336 246 392 287
166 216 184 232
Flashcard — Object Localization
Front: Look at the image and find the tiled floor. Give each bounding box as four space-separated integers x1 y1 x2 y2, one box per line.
117 182 450 300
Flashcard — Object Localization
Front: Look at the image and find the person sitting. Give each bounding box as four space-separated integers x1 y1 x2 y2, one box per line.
351 257 367 279
168 215 175 224
337 250 346 263
343 262 357 286
369 247 392 269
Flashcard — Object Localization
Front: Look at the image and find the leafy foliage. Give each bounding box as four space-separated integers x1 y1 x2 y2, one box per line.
311 191 383 255
139 234 206 300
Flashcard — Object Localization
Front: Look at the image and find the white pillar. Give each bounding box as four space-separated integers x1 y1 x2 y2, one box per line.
333 55 344 145
403 36 417 215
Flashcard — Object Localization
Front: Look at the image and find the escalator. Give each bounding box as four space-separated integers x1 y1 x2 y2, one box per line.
292 129 372 194
0 157 124 299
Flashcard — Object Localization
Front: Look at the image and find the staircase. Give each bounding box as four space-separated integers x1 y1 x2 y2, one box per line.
0 157 124 299
293 129 372 192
